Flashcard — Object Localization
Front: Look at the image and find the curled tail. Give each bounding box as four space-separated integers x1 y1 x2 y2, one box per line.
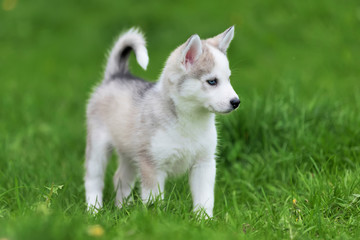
104 28 149 81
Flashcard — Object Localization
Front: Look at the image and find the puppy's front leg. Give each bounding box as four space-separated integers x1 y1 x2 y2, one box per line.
189 159 216 218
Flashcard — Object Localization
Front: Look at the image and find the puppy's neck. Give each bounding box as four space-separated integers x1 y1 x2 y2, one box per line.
158 80 212 123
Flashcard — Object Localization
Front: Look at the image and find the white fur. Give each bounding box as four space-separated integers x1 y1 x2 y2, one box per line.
84 27 239 218
218 27 234 53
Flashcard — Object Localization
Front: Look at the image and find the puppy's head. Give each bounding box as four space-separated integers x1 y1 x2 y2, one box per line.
165 26 239 114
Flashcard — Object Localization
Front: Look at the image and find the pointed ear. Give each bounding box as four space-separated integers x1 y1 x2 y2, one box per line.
181 34 202 69
207 26 234 54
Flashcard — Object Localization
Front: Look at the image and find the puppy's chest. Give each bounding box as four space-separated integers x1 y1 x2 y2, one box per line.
149 125 216 175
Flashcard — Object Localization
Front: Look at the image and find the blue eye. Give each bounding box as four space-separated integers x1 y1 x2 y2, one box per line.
207 79 218 86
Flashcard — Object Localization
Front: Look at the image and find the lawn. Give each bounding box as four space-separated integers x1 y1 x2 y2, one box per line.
0 0 360 239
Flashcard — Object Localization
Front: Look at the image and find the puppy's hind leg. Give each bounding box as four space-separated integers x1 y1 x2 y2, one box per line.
139 161 167 204
113 156 137 207
84 126 111 212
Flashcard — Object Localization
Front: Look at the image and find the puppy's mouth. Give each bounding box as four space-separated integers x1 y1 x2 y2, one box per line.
217 109 234 114
207 106 234 114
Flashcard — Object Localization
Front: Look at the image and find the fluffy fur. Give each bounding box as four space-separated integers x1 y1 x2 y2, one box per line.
84 27 239 217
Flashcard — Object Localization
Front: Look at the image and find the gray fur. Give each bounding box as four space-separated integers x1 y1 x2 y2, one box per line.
110 72 155 99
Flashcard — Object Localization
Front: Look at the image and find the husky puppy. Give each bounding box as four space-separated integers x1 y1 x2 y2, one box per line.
85 27 240 217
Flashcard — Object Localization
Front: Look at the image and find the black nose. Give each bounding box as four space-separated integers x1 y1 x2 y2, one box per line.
230 98 240 109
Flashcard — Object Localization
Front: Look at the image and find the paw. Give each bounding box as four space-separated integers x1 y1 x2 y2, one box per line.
86 194 103 213
114 196 132 208
193 206 213 220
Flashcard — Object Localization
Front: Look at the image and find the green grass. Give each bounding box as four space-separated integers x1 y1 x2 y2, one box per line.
1 0 360 239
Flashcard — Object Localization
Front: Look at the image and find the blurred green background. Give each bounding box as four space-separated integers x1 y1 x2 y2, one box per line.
0 0 360 239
